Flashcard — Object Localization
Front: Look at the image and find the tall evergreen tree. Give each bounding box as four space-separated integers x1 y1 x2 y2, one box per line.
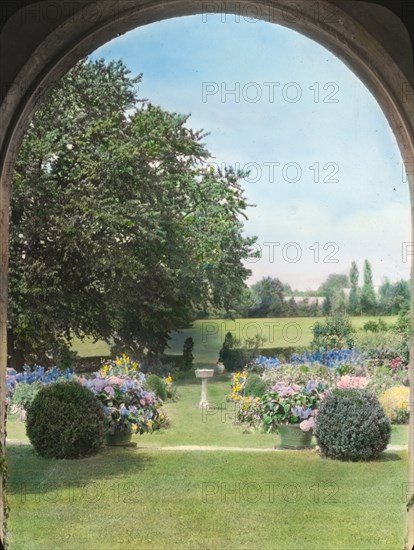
348 261 360 315
360 260 377 314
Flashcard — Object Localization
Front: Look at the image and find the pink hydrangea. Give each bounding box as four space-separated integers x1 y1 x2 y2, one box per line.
299 417 315 432
104 385 115 397
107 375 125 386
336 375 368 389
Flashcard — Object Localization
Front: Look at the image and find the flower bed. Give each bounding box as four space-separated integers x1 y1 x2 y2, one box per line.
79 356 168 436
7 355 170 438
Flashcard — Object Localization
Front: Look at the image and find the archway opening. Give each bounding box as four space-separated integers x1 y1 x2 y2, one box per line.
0 2 413 548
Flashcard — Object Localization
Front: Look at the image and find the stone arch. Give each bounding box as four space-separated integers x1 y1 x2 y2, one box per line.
0 1 413 546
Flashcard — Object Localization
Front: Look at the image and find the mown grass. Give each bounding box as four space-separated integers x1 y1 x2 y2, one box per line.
71 316 397 364
6 444 408 550
6 377 409 549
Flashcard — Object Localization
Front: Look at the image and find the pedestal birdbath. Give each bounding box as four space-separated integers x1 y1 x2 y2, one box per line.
195 368 214 408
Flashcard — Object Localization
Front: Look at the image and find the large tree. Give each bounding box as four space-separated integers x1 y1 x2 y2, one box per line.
249 277 286 317
379 278 410 314
8 59 256 367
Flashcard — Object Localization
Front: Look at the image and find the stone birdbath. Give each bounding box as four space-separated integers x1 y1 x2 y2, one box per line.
195 368 214 408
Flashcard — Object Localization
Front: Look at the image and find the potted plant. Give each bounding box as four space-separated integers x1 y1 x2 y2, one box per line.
260 381 325 449
79 356 167 446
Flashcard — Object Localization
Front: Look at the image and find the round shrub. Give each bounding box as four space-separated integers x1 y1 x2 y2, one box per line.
379 386 410 424
315 388 391 461
26 380 105 459
244 374 266 398
145 374 167 400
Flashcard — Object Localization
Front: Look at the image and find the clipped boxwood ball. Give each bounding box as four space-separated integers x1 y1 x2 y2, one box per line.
315 388 391 461
26 380 105 459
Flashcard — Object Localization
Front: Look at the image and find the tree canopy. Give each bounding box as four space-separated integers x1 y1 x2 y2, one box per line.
8 59 257 367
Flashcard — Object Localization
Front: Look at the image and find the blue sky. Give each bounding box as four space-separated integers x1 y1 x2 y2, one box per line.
90 14 410 291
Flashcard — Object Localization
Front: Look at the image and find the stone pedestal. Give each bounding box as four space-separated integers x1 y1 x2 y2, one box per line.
195 369 214 408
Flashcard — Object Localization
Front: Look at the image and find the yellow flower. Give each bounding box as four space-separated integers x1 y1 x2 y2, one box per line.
116 359 122 366
166 376 173 385
379 386 410 422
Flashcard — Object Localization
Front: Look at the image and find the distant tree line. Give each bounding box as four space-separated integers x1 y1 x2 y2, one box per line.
197 260 410 319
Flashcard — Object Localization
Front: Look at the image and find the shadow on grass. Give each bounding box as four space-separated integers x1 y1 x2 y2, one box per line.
377 451 404 462
6 442 153 500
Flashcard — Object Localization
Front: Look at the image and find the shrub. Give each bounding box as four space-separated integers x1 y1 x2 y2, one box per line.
311 314 355 350
392 308 412 365
11 381 42 411
26 381 105 459
218 332 263 372
235 396 262 429
244 374 266 398
145 374 167 400
218 333 254 372
363 319 388 333
182 337 194 371
315 388 391 460
379 386 410 424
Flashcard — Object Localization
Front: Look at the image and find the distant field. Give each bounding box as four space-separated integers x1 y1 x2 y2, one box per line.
71 316 397 365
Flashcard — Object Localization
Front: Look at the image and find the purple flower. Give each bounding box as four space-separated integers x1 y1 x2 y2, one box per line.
104 385 115 398
93 378 107 392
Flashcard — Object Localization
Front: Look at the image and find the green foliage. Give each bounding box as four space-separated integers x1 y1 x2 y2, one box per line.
360 260 377 314
322 296 332 315
363 319 388 333
348 262 360 315
318 273 349 295
26 381 105 459
354 330 401 356
9 58 256 367
249 277 285 317
392 308 412 365
182 337 194 371
315 388 391 460
244 374 267 398
260 384 323 433
311 314 355 350
379 278 410 315
11 381 41 410
218 331 264 372
145 374 167 400
316 274 348 314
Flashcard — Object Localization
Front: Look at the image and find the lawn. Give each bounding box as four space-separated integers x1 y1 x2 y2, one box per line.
71 316 397 364
6 377 409 549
